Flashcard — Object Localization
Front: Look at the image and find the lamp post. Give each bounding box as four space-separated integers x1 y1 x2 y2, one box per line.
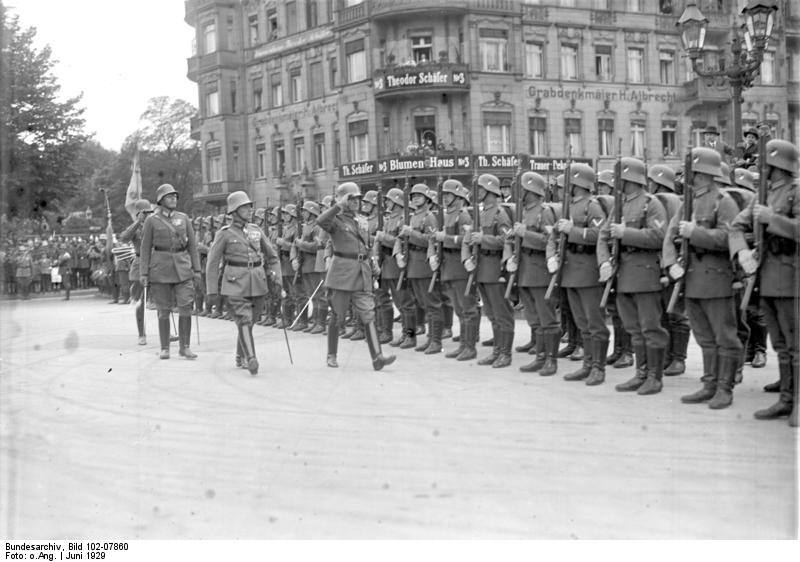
677 0 778 145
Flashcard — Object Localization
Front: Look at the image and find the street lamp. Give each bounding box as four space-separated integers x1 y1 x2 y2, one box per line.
677 0 778 145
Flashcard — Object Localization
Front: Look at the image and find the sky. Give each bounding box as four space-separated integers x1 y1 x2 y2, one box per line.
8 0 198 151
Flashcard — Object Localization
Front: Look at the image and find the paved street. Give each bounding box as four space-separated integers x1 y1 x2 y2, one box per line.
0 293 796 539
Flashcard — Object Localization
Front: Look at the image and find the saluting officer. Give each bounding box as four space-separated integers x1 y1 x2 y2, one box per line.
119 199 153 345
730 139 798 426
464 173 515 368
139 184 201 360
548 164 609 383
599 158 669 393
317 182 396 371
663 147 742 409
509 172 560 376
206 191 282 375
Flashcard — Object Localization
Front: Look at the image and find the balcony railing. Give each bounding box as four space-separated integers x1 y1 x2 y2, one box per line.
370 0 468 18
337 1 369 26
373 62 470 99
682 77 730 104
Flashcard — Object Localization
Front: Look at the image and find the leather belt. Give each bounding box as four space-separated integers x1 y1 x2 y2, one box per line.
480 249 502 257
334 251 368 261
153 245 187 253
225 260 262 268
442 248 461 253
409 244 427 252
566 243 594 254
520 247 542 255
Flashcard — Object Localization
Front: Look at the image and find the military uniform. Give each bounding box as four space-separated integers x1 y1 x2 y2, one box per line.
366 204 394 343
295 203 326 334
276 213 300 328
119 202 149 343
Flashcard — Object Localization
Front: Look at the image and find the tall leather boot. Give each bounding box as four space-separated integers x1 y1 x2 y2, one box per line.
158 317 170 359
615 344 648 391
327 313 339 368
366 321 396 371
442 304 453 339
492 331 513 368
612 328 633 368
456 322 478 361
681 348 718 403
520 333 546 372
234 331 245 368
664 329 689 376
585 339 609 386
446 320 466 358
754 362 793 419
136 303 146 345
178 316 197 359
425 317 443 354
350 315 366 340
564 337 592 381
607 316 625 364
789 363 798 427
390 310 407 347
638 347 665 395
516 326 536 353
238 324 258 375
478 325 500 365
309 308 325 334
538 332 559 376
379 307 394 344
708 355 737 409
399 312 417 349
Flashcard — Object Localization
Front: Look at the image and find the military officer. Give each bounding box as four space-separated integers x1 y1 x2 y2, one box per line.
139 184 201 360
547 164 609 382
730 139 798 426
663 147 742 409
206 191 282 375
295 200 326 334
464 173 514 368
119 199 153 345
258 207 281 326
509 172 560 375
599 158 669 392
316 182 396 371
275 204 300 329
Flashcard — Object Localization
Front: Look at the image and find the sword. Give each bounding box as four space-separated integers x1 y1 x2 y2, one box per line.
289 279 325 330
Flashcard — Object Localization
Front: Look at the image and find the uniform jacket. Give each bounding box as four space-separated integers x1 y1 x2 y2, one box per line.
405 206 438 279
654 191 683 224
15 251 33 278
662 184 739 299
119 220 144 280
597 189 666 293
729 177 799 298
205 221 281 297
440 206 472 282
379 211 404 280
139 207 200 283
471 201 512 284
516 201 556 288
316 203 373 292
277 221 298 278
546 193 605 288
295 221 322 274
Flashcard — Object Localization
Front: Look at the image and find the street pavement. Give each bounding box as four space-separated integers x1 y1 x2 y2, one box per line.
0 293 796 539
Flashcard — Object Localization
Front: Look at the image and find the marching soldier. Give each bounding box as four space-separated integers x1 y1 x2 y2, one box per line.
662 148 742 409
729 139 798 426
547 164 609 382
119 199 153 345
464 173 514 368
317 182 396 371
509 172 560 375
275 204 300 329
599 158 669 392
295 200 326 334
206 191 282 375
139 183 202 360
432 179 479 361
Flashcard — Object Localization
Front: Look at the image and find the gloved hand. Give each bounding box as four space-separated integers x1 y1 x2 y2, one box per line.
468 231 483 245
669 263 685 280
399 225 413 237
678 221 695 238
555 218 573 234
463 257 476 272
428 255 440 271
512 222 527 237
598 261 613 282
291 258 300 271
546 257 559 274
396 254 407 269
140 275 148 287
738 248 758 275
753 204 774 225
506 256 518 273
433 231 446 243
609 223 625 239
371 258 381 277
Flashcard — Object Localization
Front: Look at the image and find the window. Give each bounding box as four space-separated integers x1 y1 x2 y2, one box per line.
659 50 675 84
659 0 674 14
346 40 366 82
595 45 612 81
334 131 341 167
256 143 267 178
308 61 323 99
286 1 297 34
252 77 263 111
307 1 318 28
327 0 334 22
290 68 302 103
414 114 436 148
760 51 775 84
626 0 642 10
349 120 369 161
273 141 285 176
479 29 508 72
560 0 576 6
313 133 326 171
232 145 240 181
293 137 305 172
561 44 578 80
593 0 610 8
249 15 259 45
691 122 706 147
484 112 512 153
270 72 282 107
525 42 543 78
627 47 644 83
226 16 235 50
412 35 433 64
529 117 547 155
598 118 614 156
631 120 646 158
330 57 338 89
205 89 219 116
662 121 677 157
267 9 278 40
565 118 581 155
203 22 216 54
207 144 222 182
229 79 237 113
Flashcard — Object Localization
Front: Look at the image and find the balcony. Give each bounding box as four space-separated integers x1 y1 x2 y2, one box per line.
373 62 470 100
194 180 242 203
186 56 198 81
370 0 468 20
471 0 517 13
336 1 369 27
189 115 201 141
681 77 731 104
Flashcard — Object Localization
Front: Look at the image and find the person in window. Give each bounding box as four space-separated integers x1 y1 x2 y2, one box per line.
735 127 760 169
702 126 733 163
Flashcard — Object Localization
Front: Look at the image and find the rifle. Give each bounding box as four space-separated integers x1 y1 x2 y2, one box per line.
739 133 768 311
504 157 525 300
292 193 304 285
396 170 410 291
428 166 445 292
373 182 384 263
544 150 573 302
600 148 623 308
667 148 693 313
464 162 480 296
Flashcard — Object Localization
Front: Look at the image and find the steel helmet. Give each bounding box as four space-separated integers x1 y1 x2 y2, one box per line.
569 163 596 192
386 187 404 206
765 139 799 176
362 190 378 205
227 191 253 214
410 183 431 198
520 171 546 197
555 174 565 188
282 203 297 218
321 195 334 208
302 200 321 216
268 206 279 216
691 147 723 178
336 182 362 199
455 184 471 201
155 183 178 203
442 179 463 195
733 168 755 191
254 208 266 219
647 164 675 192
134 199 152 213
477 173 501 196
597 170 615 189
716 162 732 185
620 157 647 186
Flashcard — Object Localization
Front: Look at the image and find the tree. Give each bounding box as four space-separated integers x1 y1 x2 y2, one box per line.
0 8 89 219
